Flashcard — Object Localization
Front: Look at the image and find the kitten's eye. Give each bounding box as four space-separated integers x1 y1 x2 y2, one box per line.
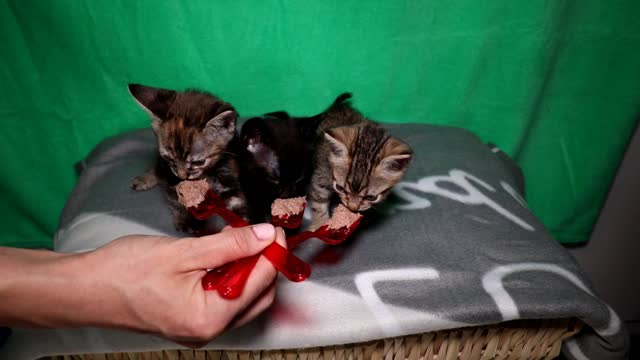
334 183 346 194
364 194 378 202
191 159 206 167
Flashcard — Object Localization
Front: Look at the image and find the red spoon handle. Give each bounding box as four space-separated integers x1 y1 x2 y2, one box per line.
201 262 235 291
217 241 313 298
219 242 311 298
213 206 250 227
191 190 313 295
262 242 311 282
285 231 317 249
189 191 250 227
217 256 260 299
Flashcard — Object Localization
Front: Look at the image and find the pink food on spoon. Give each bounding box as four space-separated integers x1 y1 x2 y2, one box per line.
325 204 363 231
223 203 365 296
286 204 364 249
271 196 306 229
175 180 311 297
218 197 314 298
176 179 209 209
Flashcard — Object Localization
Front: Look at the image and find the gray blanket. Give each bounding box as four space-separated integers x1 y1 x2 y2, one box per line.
0 125 628 359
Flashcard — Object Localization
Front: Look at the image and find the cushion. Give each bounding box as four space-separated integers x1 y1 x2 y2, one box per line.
0 124 628 360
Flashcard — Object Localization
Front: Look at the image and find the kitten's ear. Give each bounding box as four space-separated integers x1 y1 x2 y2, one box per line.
323 128 349 157
380 154 412 172
206 110 237 129
204 110 237 140
241 118 277 168
264 111 290 120
127 84 176 126
379 138 413 175
241 117 269 147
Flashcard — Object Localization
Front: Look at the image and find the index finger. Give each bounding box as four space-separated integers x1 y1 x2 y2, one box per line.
178 224 277 271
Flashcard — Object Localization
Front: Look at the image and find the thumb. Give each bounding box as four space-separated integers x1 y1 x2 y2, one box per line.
180 224 276 270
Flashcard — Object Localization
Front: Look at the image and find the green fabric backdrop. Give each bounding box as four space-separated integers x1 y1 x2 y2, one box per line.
1 1 638 248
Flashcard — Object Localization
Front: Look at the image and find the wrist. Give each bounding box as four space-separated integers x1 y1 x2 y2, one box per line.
0 248 74 327
0 247 126 329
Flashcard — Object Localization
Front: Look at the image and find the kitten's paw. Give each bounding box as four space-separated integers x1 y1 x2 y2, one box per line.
131 175 157 191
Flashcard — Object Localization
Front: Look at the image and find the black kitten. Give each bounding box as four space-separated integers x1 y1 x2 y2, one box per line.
239 95 349 223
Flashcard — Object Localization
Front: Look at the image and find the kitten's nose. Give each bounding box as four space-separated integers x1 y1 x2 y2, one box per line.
346 198 361 212
177 169 188 179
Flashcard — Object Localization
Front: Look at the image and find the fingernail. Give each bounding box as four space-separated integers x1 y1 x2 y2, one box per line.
251 223 276 241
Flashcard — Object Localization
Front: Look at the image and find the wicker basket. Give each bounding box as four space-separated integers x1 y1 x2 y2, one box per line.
43 318 581 360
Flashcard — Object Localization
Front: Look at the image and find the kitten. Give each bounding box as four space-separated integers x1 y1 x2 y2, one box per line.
128 84 247 233
309 94 413 230
238 95 347 223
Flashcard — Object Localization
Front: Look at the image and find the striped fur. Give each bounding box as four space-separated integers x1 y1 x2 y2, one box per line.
309 94 412 230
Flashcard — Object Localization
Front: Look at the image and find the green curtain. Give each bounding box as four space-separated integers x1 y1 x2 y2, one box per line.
1 1 638 248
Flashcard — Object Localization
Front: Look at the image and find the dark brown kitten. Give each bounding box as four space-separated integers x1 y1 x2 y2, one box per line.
309 94 412 230
128 84 247 233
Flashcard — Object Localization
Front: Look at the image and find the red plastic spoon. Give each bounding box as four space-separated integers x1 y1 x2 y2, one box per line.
286 206 364 249
216 204 363 299
270 197 307 229
189 190 249 227
216 243 311 299
188 190 310 296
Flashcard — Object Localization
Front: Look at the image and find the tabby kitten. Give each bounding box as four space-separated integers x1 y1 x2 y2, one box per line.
238 95 346 223
309 94 413 230
128 84 247 233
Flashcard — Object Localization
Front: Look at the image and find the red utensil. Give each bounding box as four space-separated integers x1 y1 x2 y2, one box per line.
216 256 260 299
270 197 306 229
185 187 362 299
189 190 250 227
218 205 363 299
287 210 364 249
212 197 313 299
201 262 234 291
187 190 311 297
216 241 312 299
262 241 310 282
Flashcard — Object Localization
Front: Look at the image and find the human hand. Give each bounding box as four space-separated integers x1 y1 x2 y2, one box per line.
74 224 284 345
